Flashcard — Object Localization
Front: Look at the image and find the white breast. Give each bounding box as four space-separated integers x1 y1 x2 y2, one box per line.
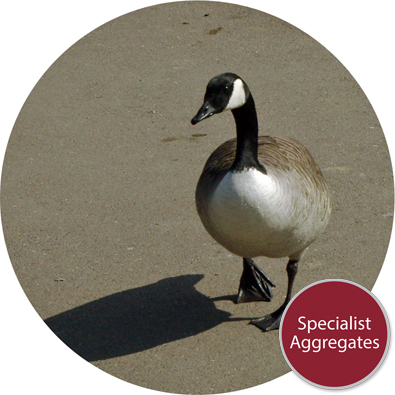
205 168 311 258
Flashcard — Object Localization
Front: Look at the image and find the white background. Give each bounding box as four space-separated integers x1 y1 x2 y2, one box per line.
1 1 393 394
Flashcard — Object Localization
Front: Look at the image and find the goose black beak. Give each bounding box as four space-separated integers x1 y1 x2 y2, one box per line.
191 101 217 125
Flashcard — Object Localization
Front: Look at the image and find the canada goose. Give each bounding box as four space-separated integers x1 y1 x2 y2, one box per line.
191 73 331 332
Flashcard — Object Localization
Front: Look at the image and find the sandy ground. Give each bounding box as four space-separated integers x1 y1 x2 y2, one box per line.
1 2 393 394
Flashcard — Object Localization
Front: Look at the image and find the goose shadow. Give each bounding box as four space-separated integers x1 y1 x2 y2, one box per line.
45 275 240 361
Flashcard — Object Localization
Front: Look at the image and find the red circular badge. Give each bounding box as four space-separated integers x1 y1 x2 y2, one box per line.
279 279 390 389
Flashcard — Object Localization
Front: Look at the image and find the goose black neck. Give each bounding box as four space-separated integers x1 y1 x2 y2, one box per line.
230 94 265 173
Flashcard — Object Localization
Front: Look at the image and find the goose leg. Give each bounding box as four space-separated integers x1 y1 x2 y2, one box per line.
250 258 298 331
236 258 275 303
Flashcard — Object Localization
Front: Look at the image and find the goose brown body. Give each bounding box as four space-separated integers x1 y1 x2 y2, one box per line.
196 136 331 259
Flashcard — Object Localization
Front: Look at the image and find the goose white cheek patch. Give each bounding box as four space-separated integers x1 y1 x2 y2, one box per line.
225 78 246 110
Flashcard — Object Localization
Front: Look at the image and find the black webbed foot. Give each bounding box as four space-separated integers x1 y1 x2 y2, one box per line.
250 258 299 332
250 305 285 332
236 258 275 303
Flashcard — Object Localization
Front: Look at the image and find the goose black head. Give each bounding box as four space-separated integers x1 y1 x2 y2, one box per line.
191 73 249 125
